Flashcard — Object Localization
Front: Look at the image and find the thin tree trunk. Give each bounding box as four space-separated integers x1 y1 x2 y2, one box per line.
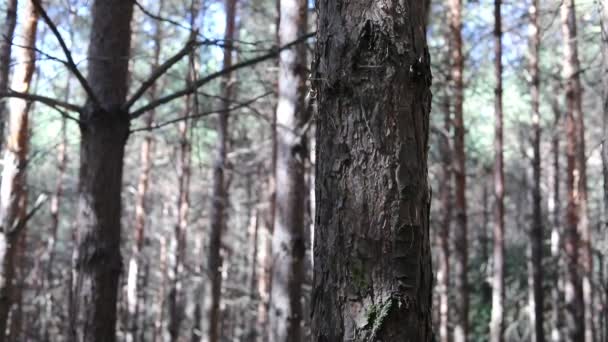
448 0 469 339
207 0 237 340
437 72 452 342
560 1 589 340
126 3 163 339
268 0 307 340
490 1 505 341
0 0 18 147
528 1 545 341
550 87 564 342
312 1 433 340
154 235 168 342
69 0 134 340
0 1 38 339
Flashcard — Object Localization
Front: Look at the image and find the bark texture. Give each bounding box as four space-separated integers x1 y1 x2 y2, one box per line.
207 0 237 340
312 1 433 341
0 1 37 339
448 0 469 339
69 0 134 341
0 0 18 146
528 1 545 341
560 1 591 340
268 0 307 339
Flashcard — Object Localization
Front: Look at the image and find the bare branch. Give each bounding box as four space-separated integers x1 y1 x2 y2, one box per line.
124 37 199 110
31 0 100 108
1 89 82 113
130 92 272 133
129 32 315 119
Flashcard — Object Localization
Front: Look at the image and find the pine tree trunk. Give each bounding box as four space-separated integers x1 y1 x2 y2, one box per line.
490 1 505 341
448 0 469 339
126 6 162 338
268 0 307 340
0 0 18 147
0 1 37 339
550 85 564 342
207 0 237 340
312 1 433 340
560 1 591 340
437 71 452 342
528 1 545 341
69 1 134 341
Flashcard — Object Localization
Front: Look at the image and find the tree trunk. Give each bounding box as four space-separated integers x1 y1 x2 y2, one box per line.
0 1 38 339
560 1 590 340
69 1 134 341
312 1 433 340
490 1 505 341
528 1 545 341
167 2 196 340
437 69 452 342
126 4 162 339
153 235 168 342
448 0 469 339
268 0 307 340
0 0 18 147
549 83 564 342
207 0 237 340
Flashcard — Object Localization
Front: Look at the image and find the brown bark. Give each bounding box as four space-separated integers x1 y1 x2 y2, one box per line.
490 1 505 341
561 1 591 340
268 0 307 339
312 1 433 340
69 0 134 341
207 0 237 340
0 0 18 146
153 235 168 342
528 1 545 341
448 0 469 339
0 1 37 339
437 70 452 342
126 3 163 340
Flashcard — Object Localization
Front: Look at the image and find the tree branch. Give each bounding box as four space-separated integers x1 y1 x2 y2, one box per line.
0 90 82 113
130 92 272 133
31 0 100 108
124 37 199 110
129 32 314 119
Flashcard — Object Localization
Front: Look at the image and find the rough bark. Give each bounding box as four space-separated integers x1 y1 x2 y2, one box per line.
448 0 469 339
0 0 18 146
0 1 37 339
528 1 545 341
207 0 237 340
126 3 163 340
490 1 505 341
312 1 433 341
268 0 308 340
560 1 590 340
69 0 134 341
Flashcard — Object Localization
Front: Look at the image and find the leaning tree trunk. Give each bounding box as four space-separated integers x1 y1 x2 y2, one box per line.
69 0 134 341
0 1 38 339
207 0 237 340
0 0 18 146
490 1 505 341
560 1 590 340
312 1 433 341
448 0 469 340
268 0 307 340
528 1 545 341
